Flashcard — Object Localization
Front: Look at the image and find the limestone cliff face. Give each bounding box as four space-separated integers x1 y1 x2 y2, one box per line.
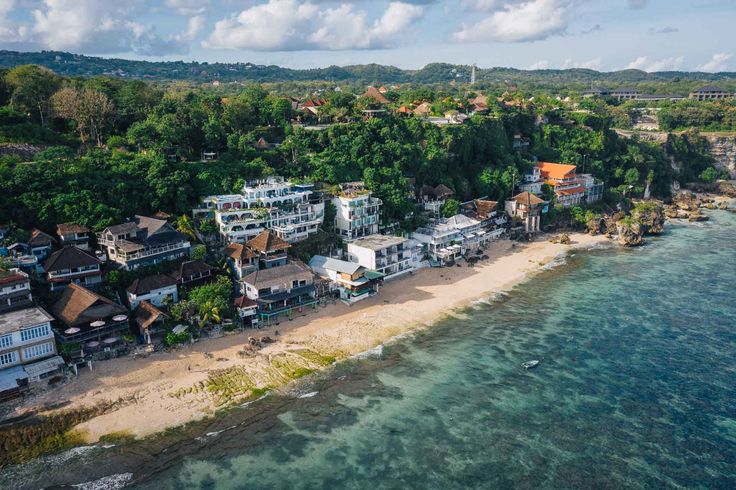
631 201 665 235
704 135 736 178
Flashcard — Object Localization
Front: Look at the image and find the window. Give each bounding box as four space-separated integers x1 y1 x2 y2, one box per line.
0 334 12 349
0 351 17 366
23 342 54 360
20 324 50 342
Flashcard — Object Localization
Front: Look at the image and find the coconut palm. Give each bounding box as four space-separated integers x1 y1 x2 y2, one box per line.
198 300 221 328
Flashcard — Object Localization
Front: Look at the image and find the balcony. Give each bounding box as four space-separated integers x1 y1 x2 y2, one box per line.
119 242 190 261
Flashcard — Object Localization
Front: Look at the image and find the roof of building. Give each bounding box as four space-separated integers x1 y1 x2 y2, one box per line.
537 161 577 180
309 255 362 275
151 211 171 220
555 186 586 196
350 234 408 251
446 214 480 228
362 86 389 104
44 246 101 273
243 261 313 291
133 301 166 331
104 216 187 249
0 307 53 335
172 260 212 281
53 284 126 327
511 191 545 205
467 199 498 219
247 229 290 254
224 242 257 261
0 269 29 287
28 228 54 247
612 87 640 93
56 223 89 235
126 274 178 295
692 85 726 93
234 296 258 309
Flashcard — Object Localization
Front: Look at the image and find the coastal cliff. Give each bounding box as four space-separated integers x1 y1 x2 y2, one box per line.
704 135 736 179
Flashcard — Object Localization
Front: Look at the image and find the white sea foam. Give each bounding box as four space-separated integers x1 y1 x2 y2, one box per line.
72 472 133 490
539 254 567 271
353 344 384 359
298 391 319 398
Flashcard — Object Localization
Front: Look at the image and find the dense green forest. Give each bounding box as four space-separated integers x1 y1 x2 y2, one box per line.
0 64 725 236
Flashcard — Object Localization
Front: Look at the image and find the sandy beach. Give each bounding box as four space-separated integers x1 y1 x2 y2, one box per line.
3 233 609 442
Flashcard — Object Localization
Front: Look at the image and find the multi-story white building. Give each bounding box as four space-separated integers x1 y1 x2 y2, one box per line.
348 235 414 280
0 307 62 382
332 182 382 242
412 214 498 265
0 268 33 313
518 165 544 195
196 177 324 244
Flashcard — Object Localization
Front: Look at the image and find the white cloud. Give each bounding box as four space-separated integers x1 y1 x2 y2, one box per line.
204 0 424 51
31 0 200 55
626 55 684 71
0 0 27 42
165 0 210 15
452 0 575 43
528 59 549 69
563 57 602 70
697 53 732 73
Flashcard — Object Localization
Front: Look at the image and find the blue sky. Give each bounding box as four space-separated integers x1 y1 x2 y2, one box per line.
0 0 733 72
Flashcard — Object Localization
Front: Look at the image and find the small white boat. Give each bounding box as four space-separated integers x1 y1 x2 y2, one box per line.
522 360 540 369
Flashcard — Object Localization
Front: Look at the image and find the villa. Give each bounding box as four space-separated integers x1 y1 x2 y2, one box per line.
27 229 55 260
534 162 603 207
309 255 383 304
241 261 317 324
418 184 454 216
126 274 179 309
195 177 324 244
56 223 91 251
0 268 32 314
43 246 103 291
505 191 545 233
348 235 415 279
332 182 382 242
97 215 191 270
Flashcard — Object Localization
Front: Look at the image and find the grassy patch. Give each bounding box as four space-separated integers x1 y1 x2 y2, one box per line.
291 349 336 366
98 430 136 445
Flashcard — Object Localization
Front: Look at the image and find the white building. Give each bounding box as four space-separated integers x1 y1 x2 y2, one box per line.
518 166 544 195
0 307 63 383
332 182 382 242
126 274 179 309
412 214 498 265
309 255 383 304
195 177 324 244
348 235 414 280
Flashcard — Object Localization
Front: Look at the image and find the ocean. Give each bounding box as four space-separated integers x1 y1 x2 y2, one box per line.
3 210 736 489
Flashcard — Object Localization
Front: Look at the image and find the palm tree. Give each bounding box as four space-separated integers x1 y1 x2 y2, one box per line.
198 300 221 328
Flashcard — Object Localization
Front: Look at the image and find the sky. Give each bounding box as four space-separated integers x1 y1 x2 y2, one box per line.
0 0 733 72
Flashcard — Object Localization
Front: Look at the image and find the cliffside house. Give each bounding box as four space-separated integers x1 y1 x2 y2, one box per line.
309 255 383 304
242 261 317 324
97 215 191 270
461 199 507 232
519 165 544 195
689 85 732 101
126 274 179 310
224 242 258 281
332 181 382 241
52 283 129 348
535 162 603 206
0 306 64 395
505 192 545 233
418 184 455 216
27 229 55 260
0 268 32 314
132 301 167 345
412 214 493 265
44 246 103 292
233 296 259 328
348 235 414 279
512 132 531 150
171 260 213 287
195 177 324 244
56 223 91 251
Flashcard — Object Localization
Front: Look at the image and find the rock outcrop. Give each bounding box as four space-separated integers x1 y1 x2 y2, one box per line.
631 201 665 235
704 135 736 179
616 220 644 247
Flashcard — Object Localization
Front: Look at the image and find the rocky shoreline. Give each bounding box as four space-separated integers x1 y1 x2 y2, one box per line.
587 184 734 247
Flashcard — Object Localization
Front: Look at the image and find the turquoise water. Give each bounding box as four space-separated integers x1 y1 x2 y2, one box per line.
4 211 736 489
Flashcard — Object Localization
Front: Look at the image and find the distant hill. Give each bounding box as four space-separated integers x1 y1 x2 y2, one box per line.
1 50 735 88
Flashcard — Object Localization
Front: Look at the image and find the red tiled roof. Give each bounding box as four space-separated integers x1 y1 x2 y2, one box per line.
537 162 577 180
247 230 290 254
511 192 545 206
555 186 585 196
